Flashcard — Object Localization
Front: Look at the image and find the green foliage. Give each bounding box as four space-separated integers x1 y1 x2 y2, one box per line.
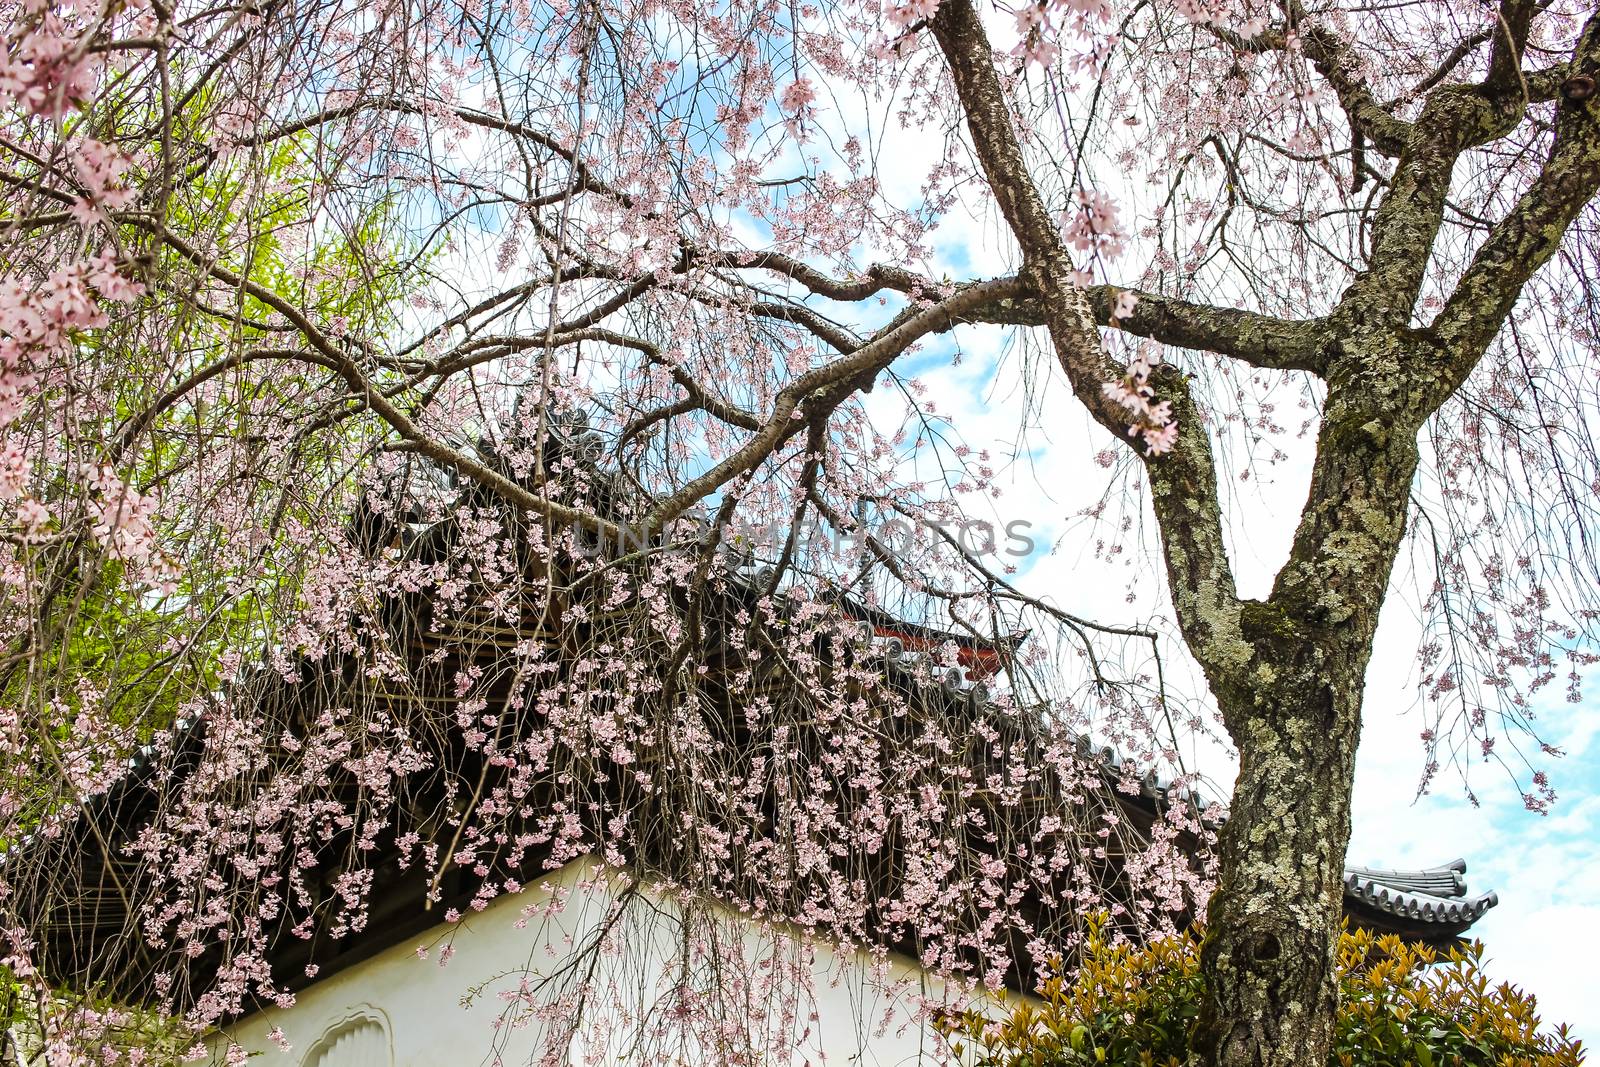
941 920 1585 1067
1 100 423 840
0 967 202 1064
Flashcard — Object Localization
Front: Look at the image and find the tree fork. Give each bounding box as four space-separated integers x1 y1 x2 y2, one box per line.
923 3 1378 1060
1190 373 1424 1065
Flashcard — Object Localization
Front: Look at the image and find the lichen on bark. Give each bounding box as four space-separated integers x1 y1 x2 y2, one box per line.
929 3 1600 1064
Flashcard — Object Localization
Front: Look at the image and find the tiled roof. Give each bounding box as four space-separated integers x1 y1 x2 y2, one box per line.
1344 860 1499 926
12 421 1499 1010
796 550 1498 938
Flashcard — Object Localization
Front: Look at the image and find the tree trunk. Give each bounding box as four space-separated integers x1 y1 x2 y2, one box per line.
1189 360 1425 1067
1194 642 1365 1065
920 1 1486 1059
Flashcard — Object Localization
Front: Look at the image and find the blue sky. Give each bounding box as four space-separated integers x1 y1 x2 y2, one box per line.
1349 644 1600 1048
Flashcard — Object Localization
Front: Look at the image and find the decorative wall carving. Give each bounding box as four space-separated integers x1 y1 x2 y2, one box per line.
301 1007 393 1067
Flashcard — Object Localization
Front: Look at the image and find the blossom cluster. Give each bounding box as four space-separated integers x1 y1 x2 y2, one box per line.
1101 339 1178 455
0 0 101 118
0 253 156 575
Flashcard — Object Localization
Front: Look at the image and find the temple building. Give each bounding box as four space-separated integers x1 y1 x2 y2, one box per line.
14 415 1498 1066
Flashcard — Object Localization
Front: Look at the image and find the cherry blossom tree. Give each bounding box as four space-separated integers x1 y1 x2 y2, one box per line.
1 0 1597 1064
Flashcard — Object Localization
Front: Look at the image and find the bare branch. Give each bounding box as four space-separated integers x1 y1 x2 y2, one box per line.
1431 15 1600 397
929 0 1249 698
970 283 1328 373
641 276 1032 531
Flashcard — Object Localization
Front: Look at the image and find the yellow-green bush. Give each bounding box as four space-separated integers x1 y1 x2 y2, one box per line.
942 921 1584 1067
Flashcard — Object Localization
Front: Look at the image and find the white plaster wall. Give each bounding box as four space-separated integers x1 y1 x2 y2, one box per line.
209 858 978 1067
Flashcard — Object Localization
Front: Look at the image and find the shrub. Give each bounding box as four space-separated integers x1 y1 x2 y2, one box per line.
941 920 1584 1067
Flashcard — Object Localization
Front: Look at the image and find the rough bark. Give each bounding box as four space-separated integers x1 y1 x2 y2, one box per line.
1196 649 1361 1063
927 3 1600 1065
1193 351 1423 1062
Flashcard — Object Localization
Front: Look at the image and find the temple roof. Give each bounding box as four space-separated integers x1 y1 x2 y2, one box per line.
13 710 1496 942
1344 860 1499 930
733 542 1500 945
11 419 1499 1017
